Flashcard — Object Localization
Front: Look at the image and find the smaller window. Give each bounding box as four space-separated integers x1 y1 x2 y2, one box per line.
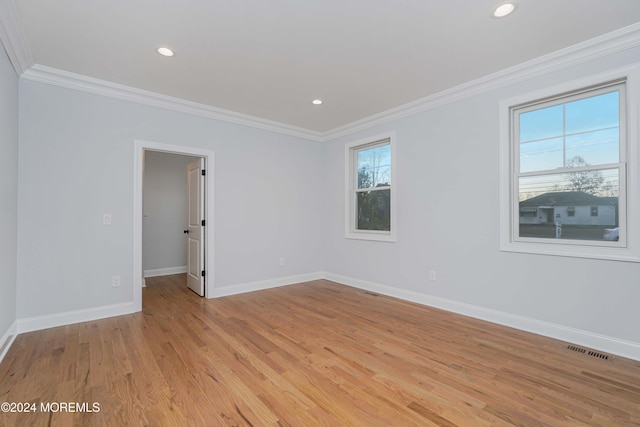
520 208 537 218
567 206 575 217
591 206 599 217
345 132 396 242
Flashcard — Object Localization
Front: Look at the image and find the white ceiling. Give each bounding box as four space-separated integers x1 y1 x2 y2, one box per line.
8 0 640 133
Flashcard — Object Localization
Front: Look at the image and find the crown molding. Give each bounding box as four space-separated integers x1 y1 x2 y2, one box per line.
323 22 640 141
22 65 324 142
0 0 33 75
0 0 322 141
4 5 640 144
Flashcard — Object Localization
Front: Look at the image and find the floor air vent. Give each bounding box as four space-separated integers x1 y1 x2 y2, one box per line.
567 345 609 360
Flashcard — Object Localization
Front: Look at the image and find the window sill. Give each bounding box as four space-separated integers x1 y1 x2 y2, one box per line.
345 231 396 243
500 240 640 263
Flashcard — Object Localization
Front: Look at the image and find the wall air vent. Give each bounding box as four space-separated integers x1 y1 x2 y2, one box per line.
567 344 609 360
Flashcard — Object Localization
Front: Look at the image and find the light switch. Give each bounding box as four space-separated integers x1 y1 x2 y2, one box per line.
103 214 112 225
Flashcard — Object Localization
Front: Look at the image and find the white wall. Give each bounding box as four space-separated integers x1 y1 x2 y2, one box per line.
322 47 640 354
143 151 199 275
0 46 19 345
10 25 640 360
17 80 324 319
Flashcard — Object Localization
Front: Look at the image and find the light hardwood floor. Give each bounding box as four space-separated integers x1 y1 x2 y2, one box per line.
1 274 639 426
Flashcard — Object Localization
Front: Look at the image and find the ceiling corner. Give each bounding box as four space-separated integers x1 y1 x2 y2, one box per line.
0 0 33 75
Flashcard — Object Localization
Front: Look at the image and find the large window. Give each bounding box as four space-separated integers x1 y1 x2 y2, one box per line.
516 82 624 241
500 66 640 262
345 133 396 242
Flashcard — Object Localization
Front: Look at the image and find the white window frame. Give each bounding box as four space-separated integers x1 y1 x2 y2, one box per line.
345 131 396 242
499 64 640 262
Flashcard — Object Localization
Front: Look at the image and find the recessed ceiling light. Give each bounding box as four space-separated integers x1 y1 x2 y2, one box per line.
312 99 323 105
157 47 174 57
493 2 516 18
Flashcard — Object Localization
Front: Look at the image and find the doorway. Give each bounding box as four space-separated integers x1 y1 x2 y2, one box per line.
133 140 215 311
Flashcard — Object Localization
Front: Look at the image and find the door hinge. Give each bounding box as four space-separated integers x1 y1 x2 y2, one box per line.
201 169 206 176
201 219 205 226
201 270 206 277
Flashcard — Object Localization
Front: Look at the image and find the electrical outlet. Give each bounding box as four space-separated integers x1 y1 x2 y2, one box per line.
279 257 285 266
112 275 121 287
428 270 436 281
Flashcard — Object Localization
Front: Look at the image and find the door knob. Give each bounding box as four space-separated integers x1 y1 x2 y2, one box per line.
183 229 189 234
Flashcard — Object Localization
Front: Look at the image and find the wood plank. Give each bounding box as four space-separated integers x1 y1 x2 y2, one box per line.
1 275 639 426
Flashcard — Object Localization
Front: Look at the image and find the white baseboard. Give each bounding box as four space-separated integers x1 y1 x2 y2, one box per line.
17 302 138 335
0 320 18 365
144 266 187 278
4 271 639 363
210 271 324 298
323 272 640 362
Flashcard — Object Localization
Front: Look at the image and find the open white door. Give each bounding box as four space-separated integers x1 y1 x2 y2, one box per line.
186 158 205 296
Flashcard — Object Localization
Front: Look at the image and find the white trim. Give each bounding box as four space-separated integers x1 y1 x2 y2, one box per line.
344 131 397 242
16 302 137 335
499 63 640 262
0 0 34 75
210 272 323 298
1 20 636 142
323 272 640 362
134 140 215 305
0 320 18 364
4 271 640 362
22 65 324 142
144 266 188 278
324 23 640 141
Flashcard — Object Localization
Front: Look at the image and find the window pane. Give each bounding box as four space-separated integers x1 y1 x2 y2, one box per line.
565 127 619 166
519 104 563 143
357 189 390 231
357 144 391 189
518 169 619 241
519 89 620 173
566 91 619 134
520 137 564 173
519 168 619 200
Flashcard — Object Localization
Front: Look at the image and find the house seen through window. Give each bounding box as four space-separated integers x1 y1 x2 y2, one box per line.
514 82 623 243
